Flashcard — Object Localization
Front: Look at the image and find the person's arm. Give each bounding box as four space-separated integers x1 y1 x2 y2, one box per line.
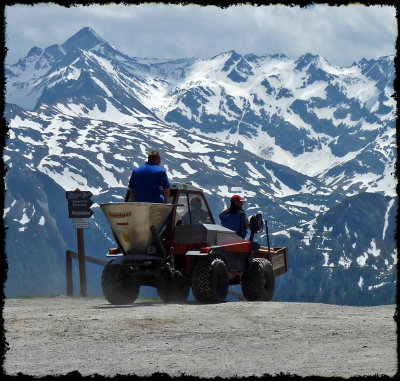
163 187 170 203
245 214 249 230
160 169 171 203
128 170 135 201
241 212 249 238
128 188 135 202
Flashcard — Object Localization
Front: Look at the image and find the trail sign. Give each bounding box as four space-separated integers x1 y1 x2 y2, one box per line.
69 208 94 218
66 190 93 200
68 198 94 208
65 189 94 297
73 218 89 229
66 189 94 219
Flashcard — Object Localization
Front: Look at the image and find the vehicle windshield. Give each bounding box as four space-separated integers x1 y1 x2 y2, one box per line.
187 194 213 224
174 192 213 225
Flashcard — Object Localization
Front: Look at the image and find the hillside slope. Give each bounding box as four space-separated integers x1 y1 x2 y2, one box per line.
271 192 397 305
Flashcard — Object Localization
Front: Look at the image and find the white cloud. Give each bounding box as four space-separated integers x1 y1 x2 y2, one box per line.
4 3 397 66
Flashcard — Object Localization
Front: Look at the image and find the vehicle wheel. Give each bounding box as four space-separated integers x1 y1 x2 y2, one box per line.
101 262 140 305
156 267 190 303
241 258 275 301
191 258 229 303
156 278 190 303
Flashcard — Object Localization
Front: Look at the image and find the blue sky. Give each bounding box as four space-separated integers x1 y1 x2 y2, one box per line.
4 3 397 67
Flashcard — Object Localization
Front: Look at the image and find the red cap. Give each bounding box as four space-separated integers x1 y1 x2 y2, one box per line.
231 195 247 203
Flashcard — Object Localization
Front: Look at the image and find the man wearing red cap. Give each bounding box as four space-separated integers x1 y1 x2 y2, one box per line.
219 195 249 239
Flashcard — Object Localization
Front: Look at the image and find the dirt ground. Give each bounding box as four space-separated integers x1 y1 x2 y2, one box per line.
3 296 397 378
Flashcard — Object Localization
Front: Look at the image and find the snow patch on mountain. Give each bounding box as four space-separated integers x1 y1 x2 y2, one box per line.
382 199 395 240
181 162 197 175
367 239 381 258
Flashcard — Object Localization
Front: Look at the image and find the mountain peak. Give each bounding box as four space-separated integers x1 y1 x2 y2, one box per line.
294 53 322 71
81 26 99 35
27 46 42 57
61 27 105 53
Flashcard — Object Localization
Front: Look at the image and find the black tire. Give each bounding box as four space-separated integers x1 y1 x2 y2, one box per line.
101 262 140 305
156 279 190 303
242 258 275 301
191 258 229 303
156 266 190 303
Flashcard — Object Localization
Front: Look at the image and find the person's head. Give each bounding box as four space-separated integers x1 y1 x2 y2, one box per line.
191 197 202 210
230 194 247 209
148 151 161 165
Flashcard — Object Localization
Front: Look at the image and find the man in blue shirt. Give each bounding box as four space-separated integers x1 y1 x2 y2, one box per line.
128 151 171 203
219 195 249 239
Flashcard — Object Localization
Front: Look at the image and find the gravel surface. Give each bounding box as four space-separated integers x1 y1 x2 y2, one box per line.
3 296 397 378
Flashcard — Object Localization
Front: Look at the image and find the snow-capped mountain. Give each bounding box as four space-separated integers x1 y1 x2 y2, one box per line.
6 28 396 198
4 27 397 304
157 52 396 197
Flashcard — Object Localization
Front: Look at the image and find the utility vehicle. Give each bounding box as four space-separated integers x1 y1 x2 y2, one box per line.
100 183 288 304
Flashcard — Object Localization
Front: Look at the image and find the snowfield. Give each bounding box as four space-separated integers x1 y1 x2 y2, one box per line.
3 297 397 378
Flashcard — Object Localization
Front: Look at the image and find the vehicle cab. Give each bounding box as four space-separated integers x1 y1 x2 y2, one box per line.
164 183 216 256
168 183 215 225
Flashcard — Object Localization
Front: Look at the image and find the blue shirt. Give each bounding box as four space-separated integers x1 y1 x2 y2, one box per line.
128 162 171 203
219 208 248 238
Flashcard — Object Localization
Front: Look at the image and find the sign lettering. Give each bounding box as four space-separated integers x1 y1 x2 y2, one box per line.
66 190 94 220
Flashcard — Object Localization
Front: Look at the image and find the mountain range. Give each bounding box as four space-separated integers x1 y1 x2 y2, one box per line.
3 27 397 305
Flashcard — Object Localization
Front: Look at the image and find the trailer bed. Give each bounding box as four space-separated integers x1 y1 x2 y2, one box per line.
255 246 289 277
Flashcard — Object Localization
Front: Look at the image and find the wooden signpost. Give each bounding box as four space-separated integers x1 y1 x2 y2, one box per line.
66 189 94 297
